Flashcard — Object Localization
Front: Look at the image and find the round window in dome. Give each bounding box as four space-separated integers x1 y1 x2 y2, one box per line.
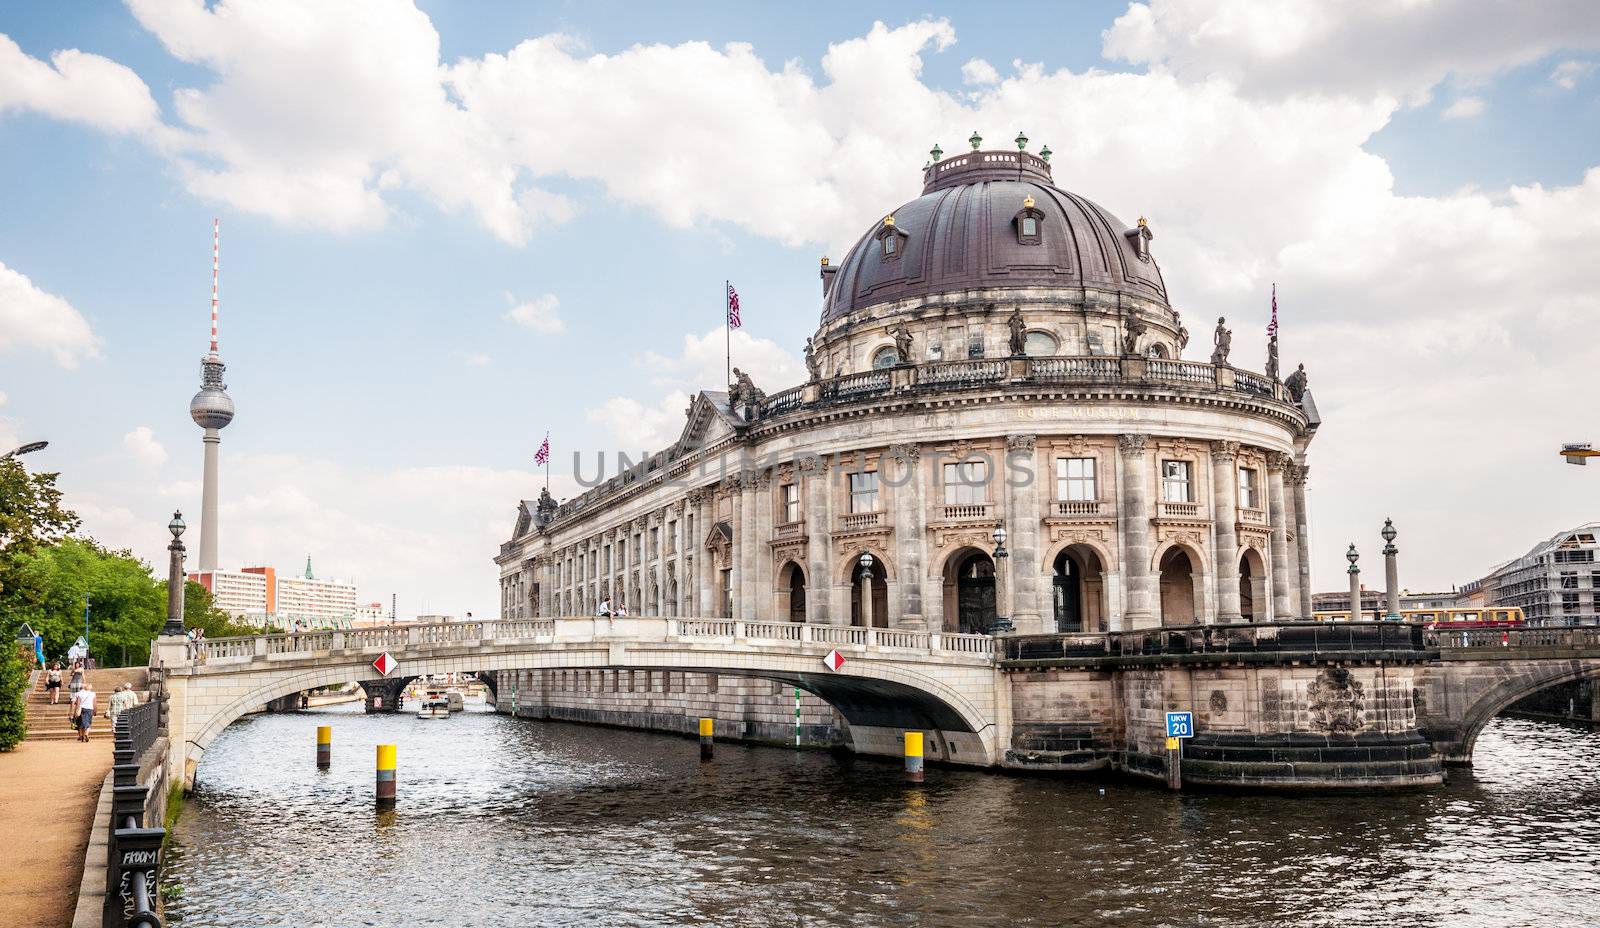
1024 331 1058 358
872 346 900 369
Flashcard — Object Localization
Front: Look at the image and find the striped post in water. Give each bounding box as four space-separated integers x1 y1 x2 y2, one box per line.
904 731 925 783
699 717 714 760
375 744 397 808
316 725 331 769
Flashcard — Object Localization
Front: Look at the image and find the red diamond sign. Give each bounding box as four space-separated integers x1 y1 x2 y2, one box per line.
372 652 396 677
822 649 846 672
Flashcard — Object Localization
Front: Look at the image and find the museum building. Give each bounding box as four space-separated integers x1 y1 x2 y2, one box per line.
497 140 1320 637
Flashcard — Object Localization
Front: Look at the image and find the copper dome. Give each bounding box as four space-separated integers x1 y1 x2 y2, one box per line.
821 150 1168 324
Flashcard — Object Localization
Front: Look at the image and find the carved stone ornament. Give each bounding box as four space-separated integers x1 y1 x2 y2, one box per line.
1006 434 1037 453
1291 464 1310 485
796 455 830 476
888 443 921 464
1210 439 1241 462
1118 434 1149 455
1266 451 1294 472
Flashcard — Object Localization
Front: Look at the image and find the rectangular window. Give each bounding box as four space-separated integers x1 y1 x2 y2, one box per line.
1161 460 1193 503
1055 457 1097 501
849 471 880 513
782 483 801 523
1561 572 1579 589
967 325 985 359
649 527 659 558
1021 216 1038 236
666 521 676 554
1238 467 1259 509
943 460 989 505
1563 592 1580 612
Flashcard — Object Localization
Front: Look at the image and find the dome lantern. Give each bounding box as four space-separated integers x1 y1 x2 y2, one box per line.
930 142 943 163
968 130 982 150
1040 144 1052 162
1015 130 1029 151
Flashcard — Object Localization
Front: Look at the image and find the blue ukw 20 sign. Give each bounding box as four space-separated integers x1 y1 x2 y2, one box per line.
1165 711 1194 739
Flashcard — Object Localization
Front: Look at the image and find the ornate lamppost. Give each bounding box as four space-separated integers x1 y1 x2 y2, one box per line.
991 524 1014 635
858 552 875 629
1381 518 1401 621
1345 543 1362 621
162 511 187 637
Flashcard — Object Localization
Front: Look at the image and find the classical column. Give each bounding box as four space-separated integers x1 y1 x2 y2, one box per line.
1005 434 1043 633
695 492 715 616
1266 453 1293 620
1280 471 1302 621
1292 464 1314 620
752 478 773 620
1209 441 1243 622
1118 434 1155 628
740 480 760 619
802 458 834 624
889 444 926 628
729 480 744 618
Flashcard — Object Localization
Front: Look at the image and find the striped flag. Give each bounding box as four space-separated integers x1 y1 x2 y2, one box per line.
727 282 742 329
1267 283 1278 338
534 432 550 466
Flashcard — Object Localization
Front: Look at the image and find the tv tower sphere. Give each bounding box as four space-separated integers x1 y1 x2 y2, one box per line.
190 365 235 429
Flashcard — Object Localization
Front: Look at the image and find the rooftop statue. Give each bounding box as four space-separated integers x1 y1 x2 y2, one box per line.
1285 363 1309 403
728 367 766 411
891 324 914 363
1211 317 1232 365
804 337 821 382
1266 335 1280 381
1122 315 1147 355
1007 308 1027 357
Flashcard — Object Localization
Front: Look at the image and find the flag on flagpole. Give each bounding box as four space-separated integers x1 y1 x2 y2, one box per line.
726 282 742 329
1267 283 1278 338
534 432 550 466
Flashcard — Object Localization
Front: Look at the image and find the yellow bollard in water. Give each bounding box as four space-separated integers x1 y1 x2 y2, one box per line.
699 717 714 760
904 731 925 783
316 725 331 769
375 744 397 808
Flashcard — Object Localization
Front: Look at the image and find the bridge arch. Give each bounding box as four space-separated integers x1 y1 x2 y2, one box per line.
169 634 998 787
1441 661 1600 763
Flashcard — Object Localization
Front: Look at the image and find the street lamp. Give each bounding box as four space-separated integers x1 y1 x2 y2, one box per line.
1 440 48 460
1345 543 1362 621
858 552 876 628
162 511 187 637
990 525 1014 635
1381 518 1401 621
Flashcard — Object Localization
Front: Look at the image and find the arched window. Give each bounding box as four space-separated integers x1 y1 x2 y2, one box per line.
1147 342 1169 359
1024 331 1058 357
872 346 900 369
1013 196 1045 246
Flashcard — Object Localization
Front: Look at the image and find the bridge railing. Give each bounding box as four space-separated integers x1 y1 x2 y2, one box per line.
180 616 994 668
1428 626 1600 650
1001 620 1427 662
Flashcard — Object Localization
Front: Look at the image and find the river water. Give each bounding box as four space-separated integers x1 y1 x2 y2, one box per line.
165 701 1600 928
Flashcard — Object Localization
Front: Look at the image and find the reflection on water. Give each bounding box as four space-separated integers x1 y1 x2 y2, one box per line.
166 702 1600 927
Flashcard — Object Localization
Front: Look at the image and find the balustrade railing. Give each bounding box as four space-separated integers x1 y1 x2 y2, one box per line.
1147 359 1217 385
939 502 992 522
840 511 883 530
1238 508 1268 525
1158 501 1201 519
821 370 892 400
1428 626 1600 650
920 358 1009 386
1054 499 1105 517
1028 356 1121 381
1002 620 1427 661
762 386 806 416
1233 369 1276 397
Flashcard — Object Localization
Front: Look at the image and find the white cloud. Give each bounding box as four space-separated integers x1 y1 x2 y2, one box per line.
122 426 168 468
0 259 101 368
1550 59 1595 89
456 351 492 367
1441 96 1486 120
962 57 999 86
0 33 163 133
1102 0 1600 102
504 293 564 334
588 327 806 451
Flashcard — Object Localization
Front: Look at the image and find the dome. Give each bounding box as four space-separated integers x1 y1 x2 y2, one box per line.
190 387 235 429
821 150 1168 324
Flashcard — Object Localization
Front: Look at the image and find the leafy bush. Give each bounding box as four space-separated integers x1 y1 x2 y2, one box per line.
0 646 28 751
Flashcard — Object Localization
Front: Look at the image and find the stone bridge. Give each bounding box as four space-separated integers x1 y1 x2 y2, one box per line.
149 617 1000 789
148 620 1600 791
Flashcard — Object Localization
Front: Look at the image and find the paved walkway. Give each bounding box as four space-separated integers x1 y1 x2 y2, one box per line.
0 737 112 927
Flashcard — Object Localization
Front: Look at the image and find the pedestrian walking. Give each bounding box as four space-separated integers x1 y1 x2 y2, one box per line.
46 663 63 704
76 684 97 742
108 683 137 723
68 660 84 697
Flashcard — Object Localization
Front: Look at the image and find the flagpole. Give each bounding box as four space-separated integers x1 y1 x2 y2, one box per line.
724 278 731 388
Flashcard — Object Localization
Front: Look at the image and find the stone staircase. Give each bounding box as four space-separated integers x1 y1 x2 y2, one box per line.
24 667 148 742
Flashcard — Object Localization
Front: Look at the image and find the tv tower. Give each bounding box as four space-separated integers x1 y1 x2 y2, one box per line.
189 219 235 572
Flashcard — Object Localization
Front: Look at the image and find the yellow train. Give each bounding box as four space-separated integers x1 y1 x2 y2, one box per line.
1311 607 1526 629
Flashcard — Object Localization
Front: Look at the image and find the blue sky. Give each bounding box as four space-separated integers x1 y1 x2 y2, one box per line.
2 1 1598 618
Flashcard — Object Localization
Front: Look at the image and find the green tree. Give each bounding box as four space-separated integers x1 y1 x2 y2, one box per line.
0 644 25 750
0 458 80 606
